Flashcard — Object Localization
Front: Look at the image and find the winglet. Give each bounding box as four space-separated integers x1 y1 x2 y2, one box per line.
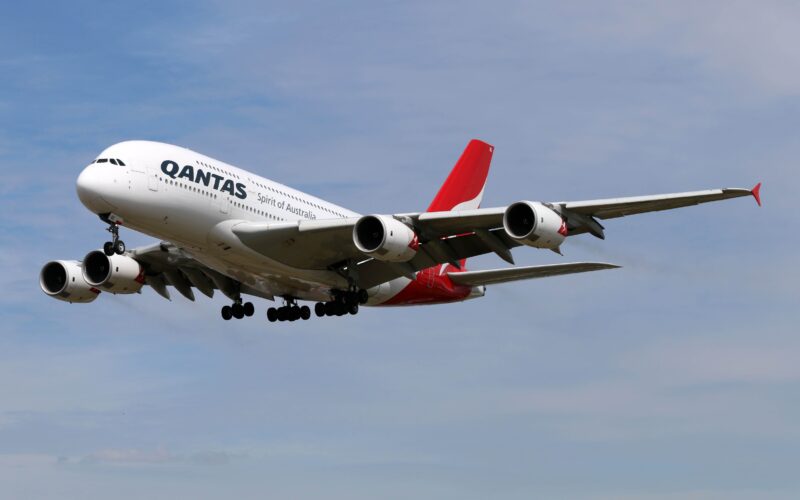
751 182 762 207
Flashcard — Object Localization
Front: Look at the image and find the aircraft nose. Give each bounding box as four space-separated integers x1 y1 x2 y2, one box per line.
76 164 115 213
76 165 100 200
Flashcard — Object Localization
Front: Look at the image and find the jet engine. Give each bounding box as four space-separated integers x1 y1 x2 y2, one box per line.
40 260 100 303
82 250 145 294
353 215 418 262
503 201 567 250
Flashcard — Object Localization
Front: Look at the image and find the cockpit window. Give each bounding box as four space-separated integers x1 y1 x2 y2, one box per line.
92 158 126 165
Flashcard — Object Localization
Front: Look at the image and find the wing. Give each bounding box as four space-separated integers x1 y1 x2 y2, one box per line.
559 184 761 220
448 262 619 287
228 183 760 288
232 218 361 270
130 242 273 301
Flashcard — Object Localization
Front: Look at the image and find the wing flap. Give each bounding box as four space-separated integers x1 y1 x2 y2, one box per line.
447 262 620 287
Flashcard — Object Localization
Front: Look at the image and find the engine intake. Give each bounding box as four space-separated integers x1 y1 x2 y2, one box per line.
40 260 100 303
82 250 145 294
503 201 567 250
353 215 418 262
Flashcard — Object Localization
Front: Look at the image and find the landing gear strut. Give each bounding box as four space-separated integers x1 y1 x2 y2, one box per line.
267 297 310 322
221 298 254 320
100 215 125 256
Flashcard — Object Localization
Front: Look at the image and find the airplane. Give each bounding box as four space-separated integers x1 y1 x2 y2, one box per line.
39 139 762 323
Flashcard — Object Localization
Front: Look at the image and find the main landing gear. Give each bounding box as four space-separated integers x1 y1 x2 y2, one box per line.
101 215 126 256
221 299 255 320
218 288 368 323
267 297 311 322
314 288 368 318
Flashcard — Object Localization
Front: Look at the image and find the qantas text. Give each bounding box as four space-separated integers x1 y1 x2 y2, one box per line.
161 160 247 199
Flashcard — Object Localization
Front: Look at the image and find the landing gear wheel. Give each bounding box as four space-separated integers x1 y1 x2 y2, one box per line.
221 305 232 320
232 302 244 319
288 306 300 321
267 307 277 322
277 307 288 322
243 302 254 317
300 305 311 320
324 302 336 316
348 303 359 315
103 241 114 256
114 240 126 255
315 302 325 317
358 289 368 304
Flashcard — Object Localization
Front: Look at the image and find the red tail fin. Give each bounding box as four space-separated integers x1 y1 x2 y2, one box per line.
427 139 494 212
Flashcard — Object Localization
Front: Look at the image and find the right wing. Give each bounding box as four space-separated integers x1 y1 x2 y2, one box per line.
559 184 761 221
227 183 759 288
448 262 619 287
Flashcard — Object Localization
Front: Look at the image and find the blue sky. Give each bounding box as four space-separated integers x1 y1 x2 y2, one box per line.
0 1 797 498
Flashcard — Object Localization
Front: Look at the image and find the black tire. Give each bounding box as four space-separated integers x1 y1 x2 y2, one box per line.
221 305 232 320
324 302 336 316
277 307 288 322
335 304 346 316
232 302 244 319
358 289 369 304
348 303 359 315
314 302 325 317
289 306 301 321
114 240 126 255
300 305 311 320
243 302 255 317
103 241 114 256
267 307 277 322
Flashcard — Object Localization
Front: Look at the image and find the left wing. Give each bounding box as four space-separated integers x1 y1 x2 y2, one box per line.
131 242 273 301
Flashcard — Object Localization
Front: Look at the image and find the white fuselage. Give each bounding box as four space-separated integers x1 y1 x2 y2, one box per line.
75 140 406 303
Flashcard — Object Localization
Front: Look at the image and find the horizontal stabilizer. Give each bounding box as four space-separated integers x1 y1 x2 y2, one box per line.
447 262 620 287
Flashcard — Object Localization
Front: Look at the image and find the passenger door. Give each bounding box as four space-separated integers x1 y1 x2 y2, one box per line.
147 167 159 191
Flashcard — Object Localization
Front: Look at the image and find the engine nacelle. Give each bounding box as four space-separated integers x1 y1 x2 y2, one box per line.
82 250 145 294
503 201 567 250
40 260 101 303
353 215 418 262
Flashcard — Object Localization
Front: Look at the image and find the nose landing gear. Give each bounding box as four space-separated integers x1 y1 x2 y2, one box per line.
100 215 126 256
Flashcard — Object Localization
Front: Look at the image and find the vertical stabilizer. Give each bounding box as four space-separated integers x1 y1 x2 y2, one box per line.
426 139 494 212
